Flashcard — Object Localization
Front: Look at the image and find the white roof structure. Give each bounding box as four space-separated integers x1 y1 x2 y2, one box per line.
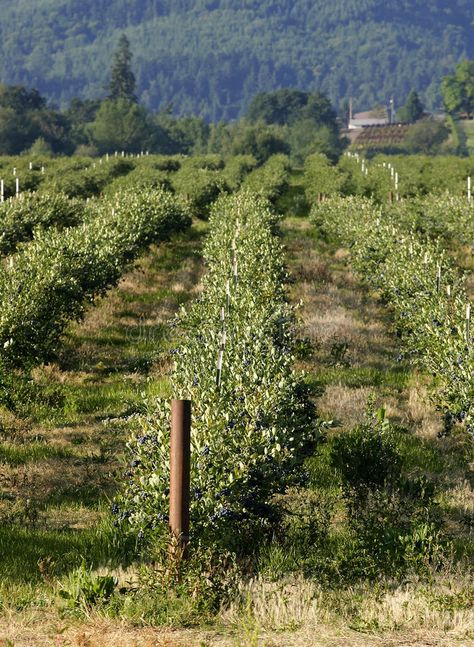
348 117 389 130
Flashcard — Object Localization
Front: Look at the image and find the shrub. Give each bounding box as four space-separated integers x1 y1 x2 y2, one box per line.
116 191 318 556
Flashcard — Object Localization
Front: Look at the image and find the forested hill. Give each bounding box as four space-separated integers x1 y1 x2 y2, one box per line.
1 0 473 120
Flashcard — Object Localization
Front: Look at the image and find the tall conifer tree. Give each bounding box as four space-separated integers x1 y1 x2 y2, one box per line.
107 34 137 103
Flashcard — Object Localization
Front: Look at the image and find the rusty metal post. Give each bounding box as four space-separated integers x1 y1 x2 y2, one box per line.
170 399 191 555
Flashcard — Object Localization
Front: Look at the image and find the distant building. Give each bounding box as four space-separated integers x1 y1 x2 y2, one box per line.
348 98 396 129
349 114 389 129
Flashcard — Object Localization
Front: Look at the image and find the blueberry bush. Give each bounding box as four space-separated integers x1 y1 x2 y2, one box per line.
117 190 318 552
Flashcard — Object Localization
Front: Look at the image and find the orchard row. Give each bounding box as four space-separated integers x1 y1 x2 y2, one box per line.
313 195 474 436
118 191 318 551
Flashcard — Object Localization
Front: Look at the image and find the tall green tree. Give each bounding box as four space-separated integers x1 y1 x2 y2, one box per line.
246 89 337 130
397 89 424 123
441 61 474 117
230 121 289 163
88 98 152 153
0 85 46 112
107 34 137 103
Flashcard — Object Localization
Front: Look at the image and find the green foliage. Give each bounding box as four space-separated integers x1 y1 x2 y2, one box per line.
153 112 210 155
172 163 229 219
230 122 290 164
103 164 173 196
303 154 346 202
58 562 117 609
41 158 135 198
330 407 401 494
0 84 72 155
0 85 45 112
28 137 54 157
222 155 257 190
397 90 424 123
320 153 474 204
241 154 291 203
0 188 191 369
244 91 344 164
133 543 239 620
116 191 317 554
404 120 450 155
107 34 137 103
247 90 337 127
288 121 345 165
312 194 474 437
89 99 153 154
1 2 473 118
329 406 446 575
0 192 86 255
442 60 474 116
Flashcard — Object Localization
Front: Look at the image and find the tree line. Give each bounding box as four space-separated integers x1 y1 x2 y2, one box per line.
1 0 474 119
0 36 345 162
2 34 474 161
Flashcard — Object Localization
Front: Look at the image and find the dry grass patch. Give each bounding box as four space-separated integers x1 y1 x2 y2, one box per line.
0 612 212 647
317 384 373 425
406 379 443 438
222 572 474 647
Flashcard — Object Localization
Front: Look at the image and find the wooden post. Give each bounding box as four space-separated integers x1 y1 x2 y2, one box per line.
468 177 472 204
0 180 3 203
15 178 19 198
170 400 191 555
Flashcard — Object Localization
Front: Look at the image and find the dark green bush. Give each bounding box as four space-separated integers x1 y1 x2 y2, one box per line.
330 410 401 494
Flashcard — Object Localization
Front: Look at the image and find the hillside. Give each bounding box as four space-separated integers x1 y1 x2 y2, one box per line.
0 0 473 120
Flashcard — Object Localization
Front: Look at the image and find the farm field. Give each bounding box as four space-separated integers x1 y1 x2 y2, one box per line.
350 124 411 151
0 154 472 646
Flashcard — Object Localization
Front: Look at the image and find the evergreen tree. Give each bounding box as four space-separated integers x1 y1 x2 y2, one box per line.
397 90 424 123
107 34 137 103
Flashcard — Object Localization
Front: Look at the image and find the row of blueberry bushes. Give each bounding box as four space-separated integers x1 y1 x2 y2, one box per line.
0 187 191 369
117 190 317 552
313 195 474 437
